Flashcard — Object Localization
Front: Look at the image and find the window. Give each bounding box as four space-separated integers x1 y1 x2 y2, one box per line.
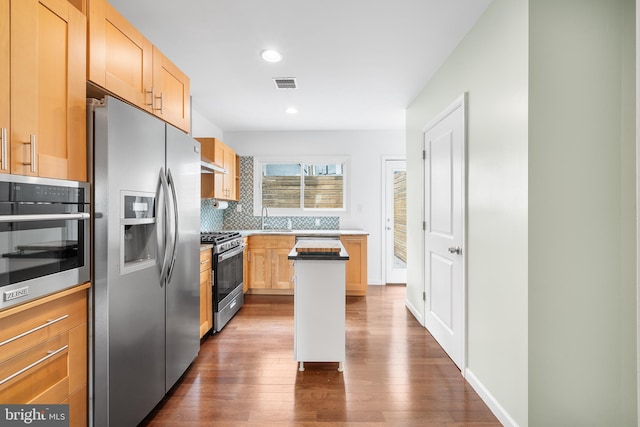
255 158 347 215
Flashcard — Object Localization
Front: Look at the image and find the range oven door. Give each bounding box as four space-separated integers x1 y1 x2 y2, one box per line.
213 244 244 310
0 188 90 309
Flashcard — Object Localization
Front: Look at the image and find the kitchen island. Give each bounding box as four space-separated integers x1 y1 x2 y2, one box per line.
288 239 349 372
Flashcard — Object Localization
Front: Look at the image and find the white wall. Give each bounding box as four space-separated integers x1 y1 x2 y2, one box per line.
406 0 529 425
224 130 405 285
191 102 224 139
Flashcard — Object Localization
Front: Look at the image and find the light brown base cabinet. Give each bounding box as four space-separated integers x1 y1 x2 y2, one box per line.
0 283 90 427
199 249 213 338
246 234 368 297
242 237 249 293
340 235 368 296
247 235 295 294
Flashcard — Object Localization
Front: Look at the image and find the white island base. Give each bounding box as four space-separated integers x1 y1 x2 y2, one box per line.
292 257 347 373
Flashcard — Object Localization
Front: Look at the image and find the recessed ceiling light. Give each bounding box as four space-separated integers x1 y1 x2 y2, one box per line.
285 107 298 115
260 49 282 63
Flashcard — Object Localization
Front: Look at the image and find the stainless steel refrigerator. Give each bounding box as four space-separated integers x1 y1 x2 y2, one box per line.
89 96 200 427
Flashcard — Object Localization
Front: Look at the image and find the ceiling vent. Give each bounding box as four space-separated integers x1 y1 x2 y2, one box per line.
273 77 297 90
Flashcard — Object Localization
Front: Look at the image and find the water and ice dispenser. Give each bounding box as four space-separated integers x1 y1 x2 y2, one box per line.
120 192 157 274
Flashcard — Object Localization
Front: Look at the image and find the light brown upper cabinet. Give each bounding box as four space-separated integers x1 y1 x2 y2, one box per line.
197 137 238 201
152 46 190 133
0 0 9 174
87 0 191 133
5 0 86 181
87 0 153 113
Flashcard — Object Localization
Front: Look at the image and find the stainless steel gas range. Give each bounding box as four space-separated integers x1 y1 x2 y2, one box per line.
201 231 245 333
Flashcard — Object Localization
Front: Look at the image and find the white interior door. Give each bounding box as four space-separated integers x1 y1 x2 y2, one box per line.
385 159 407 284
423 95 465 370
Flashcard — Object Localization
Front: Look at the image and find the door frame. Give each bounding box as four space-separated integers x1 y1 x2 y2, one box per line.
381 156 407 284
421 93 468 374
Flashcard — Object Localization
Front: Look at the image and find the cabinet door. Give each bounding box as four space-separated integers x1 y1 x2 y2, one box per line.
213 140 226 199
152 46 190 133
197 138 215 199
224 146 236 200
248 247 270 289
242 238 249 293
11 0 86 181
341 235 368 296
87 0 153 112
199 268 212 338
272 236 294 289
272 248 294 289
0 0 9 175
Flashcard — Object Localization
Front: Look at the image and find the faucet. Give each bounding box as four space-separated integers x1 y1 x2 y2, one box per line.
261 206 269 230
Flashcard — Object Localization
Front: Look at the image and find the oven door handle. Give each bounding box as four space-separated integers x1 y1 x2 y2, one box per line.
0 213 90 223
217 244 246 263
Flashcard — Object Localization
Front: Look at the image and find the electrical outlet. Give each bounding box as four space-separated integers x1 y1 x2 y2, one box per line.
315 218 320 227
236 204 242 212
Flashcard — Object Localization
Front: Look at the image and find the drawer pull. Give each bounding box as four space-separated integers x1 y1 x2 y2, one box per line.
0 345 68 386
0 315 69 347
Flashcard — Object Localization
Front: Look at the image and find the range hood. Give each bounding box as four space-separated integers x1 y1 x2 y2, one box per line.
200 159 227 174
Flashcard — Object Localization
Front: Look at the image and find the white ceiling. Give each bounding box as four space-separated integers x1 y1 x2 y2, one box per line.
107 0 493 132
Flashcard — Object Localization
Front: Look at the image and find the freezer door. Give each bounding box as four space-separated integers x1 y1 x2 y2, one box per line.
164 124 201 391
92 96 167 427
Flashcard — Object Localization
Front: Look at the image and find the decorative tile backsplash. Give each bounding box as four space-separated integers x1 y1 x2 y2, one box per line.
200 199 224 232
201 156 339 231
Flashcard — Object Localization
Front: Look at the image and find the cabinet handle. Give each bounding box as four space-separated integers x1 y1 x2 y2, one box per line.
0 345 68 386
30 134 36 173
22 135 36 173
145 87 155 109
0 315 69 347
154 92 164 114
0 127 6 171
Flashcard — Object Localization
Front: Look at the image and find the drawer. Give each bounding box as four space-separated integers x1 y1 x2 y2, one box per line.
0 331 70 404
0 289 87 364
200 250 212 272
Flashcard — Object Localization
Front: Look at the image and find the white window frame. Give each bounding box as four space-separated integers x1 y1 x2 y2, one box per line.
253 156 350 216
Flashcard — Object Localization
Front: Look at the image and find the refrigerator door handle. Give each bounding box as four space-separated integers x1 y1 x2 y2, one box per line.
166 168 180 283
159 167 173 284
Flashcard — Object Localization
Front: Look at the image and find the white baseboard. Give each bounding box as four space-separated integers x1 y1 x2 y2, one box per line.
464 368 519 427
405 298 423 326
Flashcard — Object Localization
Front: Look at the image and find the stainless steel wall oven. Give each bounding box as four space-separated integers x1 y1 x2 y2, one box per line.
0 175 90 309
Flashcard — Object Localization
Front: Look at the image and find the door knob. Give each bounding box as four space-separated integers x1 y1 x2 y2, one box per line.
448 246 462 255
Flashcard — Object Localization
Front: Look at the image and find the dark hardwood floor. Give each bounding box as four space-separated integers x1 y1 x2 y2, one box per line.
141 285 501 426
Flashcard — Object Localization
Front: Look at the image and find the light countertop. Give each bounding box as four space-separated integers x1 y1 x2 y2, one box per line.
236 229 368 237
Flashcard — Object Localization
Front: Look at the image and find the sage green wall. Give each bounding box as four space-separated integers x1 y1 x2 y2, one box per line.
529 0 636 425
407 0 637 425
405 0 529 425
